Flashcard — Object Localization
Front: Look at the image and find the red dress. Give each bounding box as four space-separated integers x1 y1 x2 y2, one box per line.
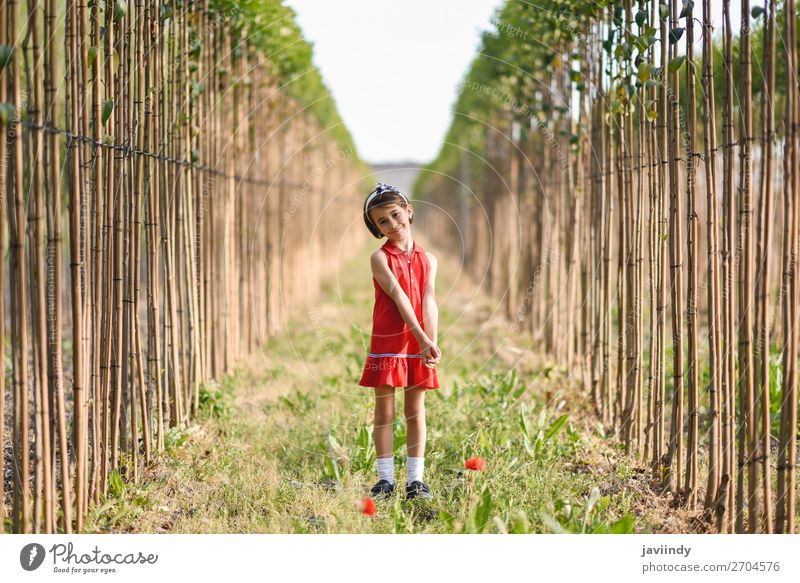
358 239 439 389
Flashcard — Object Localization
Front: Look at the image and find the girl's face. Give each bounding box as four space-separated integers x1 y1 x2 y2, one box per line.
370 202 413 241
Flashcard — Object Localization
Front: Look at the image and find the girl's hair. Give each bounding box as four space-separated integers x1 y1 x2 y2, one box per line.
363 186 413 239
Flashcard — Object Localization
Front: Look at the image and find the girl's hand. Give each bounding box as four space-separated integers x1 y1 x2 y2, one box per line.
421 343 441 368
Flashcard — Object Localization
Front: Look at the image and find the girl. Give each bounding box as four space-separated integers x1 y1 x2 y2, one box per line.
358 182 442 501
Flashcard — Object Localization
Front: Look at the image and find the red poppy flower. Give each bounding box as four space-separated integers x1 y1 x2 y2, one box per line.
465 457 486 471
361 497 376 516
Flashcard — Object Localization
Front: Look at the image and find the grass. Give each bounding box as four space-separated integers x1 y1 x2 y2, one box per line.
83 237 696 534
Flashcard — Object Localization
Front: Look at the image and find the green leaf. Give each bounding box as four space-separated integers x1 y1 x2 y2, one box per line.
0 45 13 70
102 99 114 125
637 63 652 82
603 29 615 54
523 435 535 458
474 486 493 533
613 6 624 26
646 109 658 121
108 470 125 498
609 514 635 533
114 0 128 20
669 27 685 44
751 6 765 18
87 46 99 70
679 1 695 18
325 433 341 484
635 10 647 27
545 414 569 441
438 510 457 533
659 4 670 19
668 55 686 73
633 35 649 53
518 410 531 439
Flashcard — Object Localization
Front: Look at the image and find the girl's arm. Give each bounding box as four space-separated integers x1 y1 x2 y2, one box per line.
422 252 439 349
370 251 433 349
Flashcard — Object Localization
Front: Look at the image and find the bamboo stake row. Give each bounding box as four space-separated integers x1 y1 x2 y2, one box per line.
417 0 799 533
1 0 365 534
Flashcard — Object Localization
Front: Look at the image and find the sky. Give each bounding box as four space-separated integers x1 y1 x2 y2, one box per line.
286 0 743 165
286 0 505 164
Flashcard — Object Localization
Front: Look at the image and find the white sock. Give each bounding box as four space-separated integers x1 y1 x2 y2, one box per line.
376 456 395 485
407 457 424 485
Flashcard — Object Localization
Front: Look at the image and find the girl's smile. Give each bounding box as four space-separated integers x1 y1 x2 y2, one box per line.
370 203 414 246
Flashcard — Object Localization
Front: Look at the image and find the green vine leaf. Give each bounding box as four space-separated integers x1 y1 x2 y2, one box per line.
114 0 128 21
679 1 695 18
669 28 685 44
668 55 686 73
613 6 624 26
87 46 99 70
102 98 114 125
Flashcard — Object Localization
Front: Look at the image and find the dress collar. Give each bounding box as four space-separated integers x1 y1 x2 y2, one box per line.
382 239 424 256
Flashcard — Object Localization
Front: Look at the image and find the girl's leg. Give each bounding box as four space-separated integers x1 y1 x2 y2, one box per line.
404 387 426 458
373 385 395 458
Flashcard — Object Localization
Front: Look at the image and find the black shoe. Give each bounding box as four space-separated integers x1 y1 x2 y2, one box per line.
370 479 396 499
405 480 432 500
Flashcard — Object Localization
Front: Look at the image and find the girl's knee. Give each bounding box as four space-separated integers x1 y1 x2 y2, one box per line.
404 402 425 422
375 406 395 425
374 397 395 426
403 387 425 421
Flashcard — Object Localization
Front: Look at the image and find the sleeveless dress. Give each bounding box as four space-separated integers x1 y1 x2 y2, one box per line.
358 239 439 389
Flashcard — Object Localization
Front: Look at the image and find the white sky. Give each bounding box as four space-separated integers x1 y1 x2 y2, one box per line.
286 0 743 165
286 0 505 164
